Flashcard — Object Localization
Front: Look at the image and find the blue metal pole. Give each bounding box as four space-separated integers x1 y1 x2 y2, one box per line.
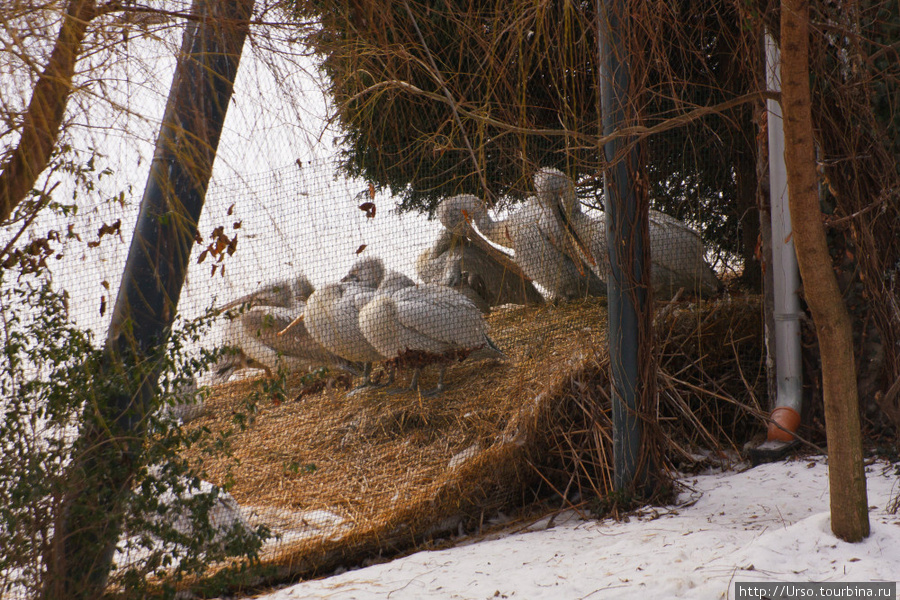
598 0 647 492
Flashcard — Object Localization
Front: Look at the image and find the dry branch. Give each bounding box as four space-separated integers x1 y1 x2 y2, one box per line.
0 0 98 223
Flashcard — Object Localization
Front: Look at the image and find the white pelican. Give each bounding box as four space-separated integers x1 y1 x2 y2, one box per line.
301 257 410 387
437 192 606 302
533 167 721 299
212 275 360 383
417 227 545 312
358 282 505 395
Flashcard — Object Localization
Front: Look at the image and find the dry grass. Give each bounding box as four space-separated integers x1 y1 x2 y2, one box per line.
183 298 611 583
656 295 768 459
180 294 765 588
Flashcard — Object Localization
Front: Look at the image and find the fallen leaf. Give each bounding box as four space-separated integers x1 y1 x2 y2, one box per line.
359 202 376 219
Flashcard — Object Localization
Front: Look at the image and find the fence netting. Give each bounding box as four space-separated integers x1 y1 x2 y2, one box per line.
1 139 768 596
4 0 898 596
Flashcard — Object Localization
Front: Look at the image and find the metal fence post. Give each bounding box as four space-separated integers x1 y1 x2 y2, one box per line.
598 0 647 492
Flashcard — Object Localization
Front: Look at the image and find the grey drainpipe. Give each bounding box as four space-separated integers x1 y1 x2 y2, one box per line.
765 31 803 440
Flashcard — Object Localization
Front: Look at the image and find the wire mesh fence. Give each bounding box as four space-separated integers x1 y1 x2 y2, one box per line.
1 143 769 597
5 0 898 596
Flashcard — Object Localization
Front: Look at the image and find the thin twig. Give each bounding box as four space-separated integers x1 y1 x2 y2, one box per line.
350 79 777 153
0 182 61 264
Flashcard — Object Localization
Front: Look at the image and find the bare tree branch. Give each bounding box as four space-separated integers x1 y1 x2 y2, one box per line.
0 0 100 224
349 79 777 152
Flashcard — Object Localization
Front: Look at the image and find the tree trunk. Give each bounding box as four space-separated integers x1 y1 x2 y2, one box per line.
43 1 254 598
779 0 869 542
0 0 97 223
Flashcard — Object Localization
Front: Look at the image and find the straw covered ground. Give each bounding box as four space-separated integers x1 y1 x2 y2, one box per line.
183 294 766 587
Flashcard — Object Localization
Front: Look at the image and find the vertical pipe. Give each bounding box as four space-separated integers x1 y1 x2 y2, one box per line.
765 31 803 438
598 0 646 490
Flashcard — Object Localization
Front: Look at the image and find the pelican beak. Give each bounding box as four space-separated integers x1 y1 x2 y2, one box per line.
277 313 304 337
553 200 596 273
219 297 252 312
454 208 477 237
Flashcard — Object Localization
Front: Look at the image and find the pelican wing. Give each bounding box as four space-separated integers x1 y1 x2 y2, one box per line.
305 284 383 363
240 307 355 369
218 310 301 377
648 210 719 297
390 285 487 352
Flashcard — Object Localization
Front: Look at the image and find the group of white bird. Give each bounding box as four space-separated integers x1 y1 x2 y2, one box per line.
211 167 720 391
212 255 503 395
436 167 720 303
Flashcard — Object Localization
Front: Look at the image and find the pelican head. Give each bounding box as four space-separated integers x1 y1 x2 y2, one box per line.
377 269 415 295
291 274 316 303
341 256 385 288
533 167 599 272
437 194 489 235
233 280 294 309
534 167 579 217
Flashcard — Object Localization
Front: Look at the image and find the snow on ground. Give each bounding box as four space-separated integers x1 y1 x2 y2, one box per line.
251 457 900 600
